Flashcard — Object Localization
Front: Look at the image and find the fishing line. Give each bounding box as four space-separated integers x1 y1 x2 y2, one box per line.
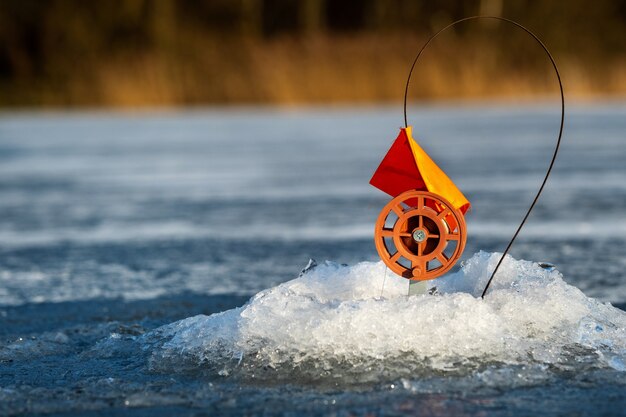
380 265 388 298
402 16 565 298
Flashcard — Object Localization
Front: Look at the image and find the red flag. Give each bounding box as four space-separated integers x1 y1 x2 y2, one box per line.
370 127 470 214
369 128 426 197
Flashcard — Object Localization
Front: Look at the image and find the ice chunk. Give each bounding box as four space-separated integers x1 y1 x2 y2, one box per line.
145 252 626 384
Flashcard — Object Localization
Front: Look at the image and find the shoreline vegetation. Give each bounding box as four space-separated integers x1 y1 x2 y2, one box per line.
1 1 624 108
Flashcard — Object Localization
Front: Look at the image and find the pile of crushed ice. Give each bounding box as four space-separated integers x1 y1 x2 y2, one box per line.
145 252 626 383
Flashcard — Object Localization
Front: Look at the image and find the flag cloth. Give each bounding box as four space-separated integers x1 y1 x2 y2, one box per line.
370 126 470 214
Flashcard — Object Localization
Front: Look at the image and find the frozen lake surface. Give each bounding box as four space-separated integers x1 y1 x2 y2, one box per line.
0 103 625 416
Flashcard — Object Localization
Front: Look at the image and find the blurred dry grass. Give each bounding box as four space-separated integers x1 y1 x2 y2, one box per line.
59 35 626 107
1 0 625 107
5 35 625 108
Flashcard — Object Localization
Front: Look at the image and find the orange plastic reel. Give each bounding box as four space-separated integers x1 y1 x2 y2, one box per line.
374 190 467 280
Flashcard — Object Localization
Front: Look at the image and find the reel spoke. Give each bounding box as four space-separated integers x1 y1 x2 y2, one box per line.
390 251 401 264
437 209 451 219
391 204 404 217
436 253 449 265
416 196 424 209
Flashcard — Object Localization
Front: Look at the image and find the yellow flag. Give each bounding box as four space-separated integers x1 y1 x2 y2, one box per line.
405 126 470 214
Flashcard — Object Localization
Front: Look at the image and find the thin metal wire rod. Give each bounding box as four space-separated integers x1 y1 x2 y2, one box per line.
402 16 565 298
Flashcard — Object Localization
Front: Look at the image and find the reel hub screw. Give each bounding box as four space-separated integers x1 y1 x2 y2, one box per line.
412 228 427 243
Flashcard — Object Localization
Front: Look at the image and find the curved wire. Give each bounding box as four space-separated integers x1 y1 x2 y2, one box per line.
402 16 565 298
